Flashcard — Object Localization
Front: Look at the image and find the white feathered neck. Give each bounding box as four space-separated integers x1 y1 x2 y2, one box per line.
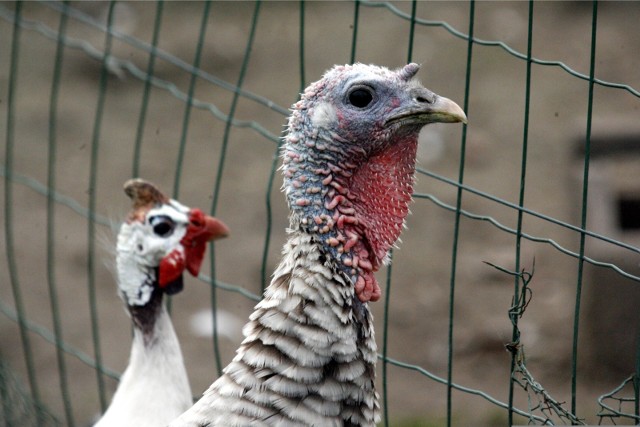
94 290 192 427
170 231 380 426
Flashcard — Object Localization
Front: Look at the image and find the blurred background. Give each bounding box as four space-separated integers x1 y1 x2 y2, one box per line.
0 1 639 426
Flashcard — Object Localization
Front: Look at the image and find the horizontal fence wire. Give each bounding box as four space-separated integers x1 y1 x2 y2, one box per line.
1 1 639 425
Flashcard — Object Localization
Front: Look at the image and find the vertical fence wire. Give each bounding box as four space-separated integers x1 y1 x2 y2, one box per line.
380 3 418 425
447 1 474 425
298 0 305 91
208 0 262 377
381 250 393 427
3 2 45 421
174 0 210 199
46 1 74 425
635 329 639 419
507 1 534 425
132 0 164 179
571 0 598 418
87 0 117 411
406 1 417 64
349 0 360 64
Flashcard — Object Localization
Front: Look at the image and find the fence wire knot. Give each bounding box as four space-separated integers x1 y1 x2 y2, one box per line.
484 259 586 425
483 259 534 354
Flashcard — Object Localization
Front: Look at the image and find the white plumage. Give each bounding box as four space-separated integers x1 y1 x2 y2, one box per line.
94 305 192 427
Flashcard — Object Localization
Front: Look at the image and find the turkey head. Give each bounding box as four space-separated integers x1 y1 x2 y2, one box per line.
283 63 466 303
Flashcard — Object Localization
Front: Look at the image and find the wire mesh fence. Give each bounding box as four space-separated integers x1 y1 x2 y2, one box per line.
1 1 639 426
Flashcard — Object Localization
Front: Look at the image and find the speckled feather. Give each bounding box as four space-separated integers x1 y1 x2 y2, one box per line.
170 233 379 426
170 63 465 426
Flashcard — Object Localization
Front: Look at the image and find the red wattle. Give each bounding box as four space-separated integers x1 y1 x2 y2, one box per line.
324 137 417 303
158 249 186 288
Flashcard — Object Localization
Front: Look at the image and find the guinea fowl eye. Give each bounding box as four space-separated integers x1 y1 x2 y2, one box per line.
348 87 374 108
149 215 175 237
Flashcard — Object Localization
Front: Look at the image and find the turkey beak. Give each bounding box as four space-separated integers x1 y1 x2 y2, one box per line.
385 89 467 127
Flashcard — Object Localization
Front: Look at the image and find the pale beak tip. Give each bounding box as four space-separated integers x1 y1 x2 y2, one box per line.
438 96 467 124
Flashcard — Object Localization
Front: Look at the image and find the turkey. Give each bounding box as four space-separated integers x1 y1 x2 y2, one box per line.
94 179 230 427
170 63 466 426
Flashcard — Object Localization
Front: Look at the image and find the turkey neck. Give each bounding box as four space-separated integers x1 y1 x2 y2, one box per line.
180 231 380 425
244 230 378 380
284 128 418 302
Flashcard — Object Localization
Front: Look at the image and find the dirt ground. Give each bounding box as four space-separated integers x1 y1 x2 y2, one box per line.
1 2 640 426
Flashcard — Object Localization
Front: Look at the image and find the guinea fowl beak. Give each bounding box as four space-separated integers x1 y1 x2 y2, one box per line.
181 209 230 278
385 92 467 127
201 215 231 241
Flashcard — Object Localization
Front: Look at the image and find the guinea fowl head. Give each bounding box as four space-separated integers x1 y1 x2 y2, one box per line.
116 179 230 307
283 63 466 303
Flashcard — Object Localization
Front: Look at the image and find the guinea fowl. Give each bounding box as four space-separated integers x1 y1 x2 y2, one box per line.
94 179 229 427
170 63 466 426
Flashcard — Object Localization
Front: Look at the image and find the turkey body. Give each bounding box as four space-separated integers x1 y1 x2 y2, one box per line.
171 232 378 426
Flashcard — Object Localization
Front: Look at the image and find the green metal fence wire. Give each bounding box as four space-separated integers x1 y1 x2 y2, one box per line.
411 181 640 283
571 1 598 419
637 331 640 421
508 1 534 424
446 0 473 425
175 0 208 200
132 0 163 180
85 1 117 412
364 0 640 98
1 1 640 426
46 1 73 426
208 0 261 378
0 299 121 382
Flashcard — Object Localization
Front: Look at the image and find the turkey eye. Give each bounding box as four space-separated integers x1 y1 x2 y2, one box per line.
149 215 175 237
348 87 374 108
